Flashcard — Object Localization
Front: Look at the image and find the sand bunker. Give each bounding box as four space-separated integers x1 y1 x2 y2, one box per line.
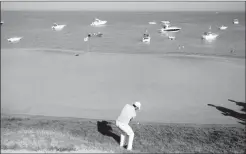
1 48 245 124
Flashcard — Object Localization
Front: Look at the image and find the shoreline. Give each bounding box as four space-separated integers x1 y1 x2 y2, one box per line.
2 47 245 60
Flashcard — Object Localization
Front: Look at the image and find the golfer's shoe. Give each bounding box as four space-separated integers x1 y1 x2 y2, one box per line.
127 148 133 151
127 145 133 151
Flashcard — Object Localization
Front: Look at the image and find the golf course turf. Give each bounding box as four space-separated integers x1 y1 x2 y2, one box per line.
1 114 245 153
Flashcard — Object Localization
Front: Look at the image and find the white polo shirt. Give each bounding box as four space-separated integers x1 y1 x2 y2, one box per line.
117 104 136 124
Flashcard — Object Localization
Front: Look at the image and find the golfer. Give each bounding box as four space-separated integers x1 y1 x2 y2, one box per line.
115 101 141 151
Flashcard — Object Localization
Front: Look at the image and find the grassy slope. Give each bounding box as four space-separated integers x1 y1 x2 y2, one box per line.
1 114 245 153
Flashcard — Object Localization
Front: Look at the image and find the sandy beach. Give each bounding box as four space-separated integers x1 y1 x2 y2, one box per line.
1 48 245 124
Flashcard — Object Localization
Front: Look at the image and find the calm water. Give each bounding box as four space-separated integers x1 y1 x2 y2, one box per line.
1 11 245 57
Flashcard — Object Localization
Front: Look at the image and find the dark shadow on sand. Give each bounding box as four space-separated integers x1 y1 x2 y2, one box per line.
97 120 120 144
208 99 246 125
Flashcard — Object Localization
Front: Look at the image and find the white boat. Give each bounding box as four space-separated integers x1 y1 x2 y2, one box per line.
159 24 181 33
142 36 151 43
149 21 156 25
202 32 218 41
90 18 107 26
142 32 151 43
92 32 103 37
218 25 227 30
233 19 239 24
168 36 176 40
161 21 170 25
1 21 4 25
52 23 66 31
7 37 23 43
202 26 218 41
84 32 103 42
84 36 89 42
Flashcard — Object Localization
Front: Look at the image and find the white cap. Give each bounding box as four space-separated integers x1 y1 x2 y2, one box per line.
134 101 141 110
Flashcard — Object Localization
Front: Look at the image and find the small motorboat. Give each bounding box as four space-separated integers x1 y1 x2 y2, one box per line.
91 18 107 26
202 32 218 41
7 37 23 43
218 25 227 30
88 32 103 38
149 21 156 25
142 36 151 43
142 31 151 43
92 32 103 37
159 24 181 33
84 36 89 42
168 36 176 40
84 32 103 41
202 26 218 41
1 21 4 25
233 19 239 24
52 23 66 31
161 21 170 25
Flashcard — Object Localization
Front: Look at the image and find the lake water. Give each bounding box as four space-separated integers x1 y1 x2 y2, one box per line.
1 11 245 57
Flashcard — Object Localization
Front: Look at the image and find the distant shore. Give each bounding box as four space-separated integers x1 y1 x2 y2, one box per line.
2 47 246 58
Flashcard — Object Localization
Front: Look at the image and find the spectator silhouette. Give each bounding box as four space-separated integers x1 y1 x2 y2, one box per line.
208 99 246 125
228 99 246 112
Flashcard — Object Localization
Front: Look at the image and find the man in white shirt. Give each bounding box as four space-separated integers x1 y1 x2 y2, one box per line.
116 101 141 151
